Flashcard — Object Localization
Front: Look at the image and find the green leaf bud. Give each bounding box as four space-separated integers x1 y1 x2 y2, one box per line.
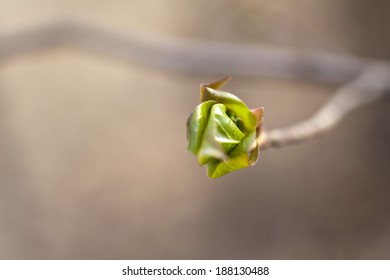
187 77 264 178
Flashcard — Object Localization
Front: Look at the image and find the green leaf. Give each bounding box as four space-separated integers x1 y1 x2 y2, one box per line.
206 131 257 178
197 104 244 165
201 87 256 134
186 100 217 154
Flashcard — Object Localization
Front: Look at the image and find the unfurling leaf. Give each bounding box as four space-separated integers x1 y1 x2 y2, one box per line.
186 77 264 178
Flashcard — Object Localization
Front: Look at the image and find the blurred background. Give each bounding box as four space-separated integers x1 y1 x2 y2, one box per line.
0 0 389 259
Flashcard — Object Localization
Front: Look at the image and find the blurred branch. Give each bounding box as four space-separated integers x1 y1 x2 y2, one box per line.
0 19 370 84
0 19 389 150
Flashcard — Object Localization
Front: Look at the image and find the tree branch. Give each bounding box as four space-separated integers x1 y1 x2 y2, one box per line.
0 19 371 84
0 19 389 150
259 64 390 149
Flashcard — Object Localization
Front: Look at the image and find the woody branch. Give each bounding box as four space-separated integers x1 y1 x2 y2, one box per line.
1 19 389 150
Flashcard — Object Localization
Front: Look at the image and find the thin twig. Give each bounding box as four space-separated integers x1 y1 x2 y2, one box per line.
0 19 372 84
259 64 390 149
0 19 389 150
